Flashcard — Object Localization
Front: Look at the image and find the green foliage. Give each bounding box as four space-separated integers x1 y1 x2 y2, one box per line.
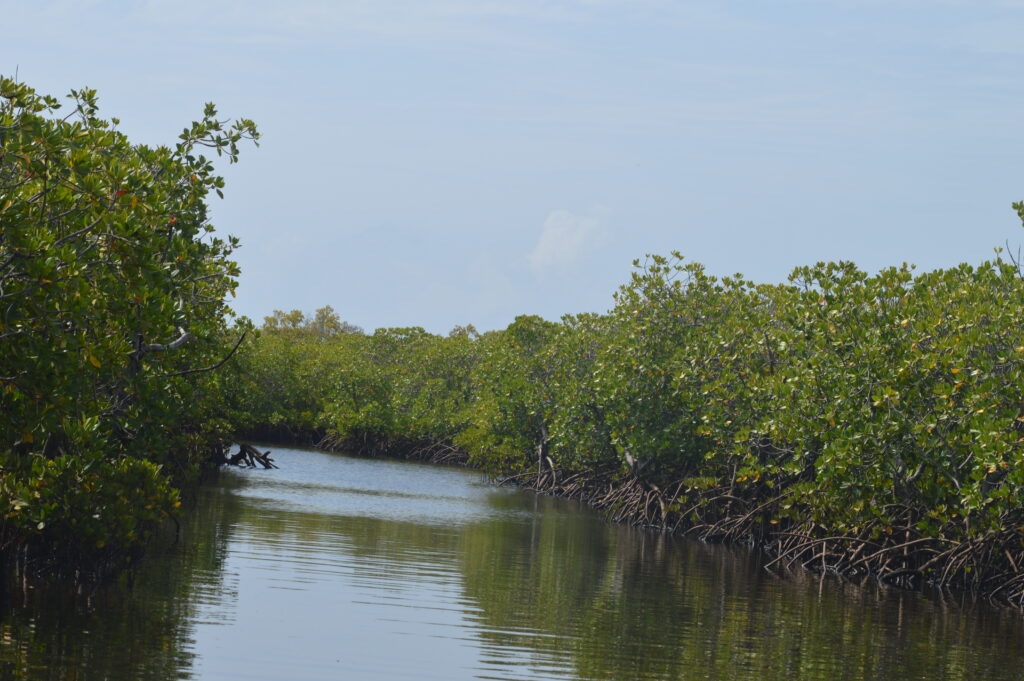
0 77 256 564
543 313 617 472
1 453 179 556
225 315 479 454
457 316 560 474
230 240 1024 554
760 258 1024 537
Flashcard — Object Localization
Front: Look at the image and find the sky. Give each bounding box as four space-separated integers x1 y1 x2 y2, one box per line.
4 0 1024 333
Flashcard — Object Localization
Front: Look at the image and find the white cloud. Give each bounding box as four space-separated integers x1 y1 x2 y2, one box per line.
529 208 606 270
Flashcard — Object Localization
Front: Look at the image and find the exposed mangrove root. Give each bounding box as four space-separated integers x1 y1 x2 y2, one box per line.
514 463 1024 609
316 432 469 466
407 440 470 465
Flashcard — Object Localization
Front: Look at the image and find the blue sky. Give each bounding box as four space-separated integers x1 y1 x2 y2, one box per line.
5 0 1024 333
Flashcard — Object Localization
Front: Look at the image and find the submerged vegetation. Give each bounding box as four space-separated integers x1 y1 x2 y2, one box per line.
225 239 1024 607
0 78 257 575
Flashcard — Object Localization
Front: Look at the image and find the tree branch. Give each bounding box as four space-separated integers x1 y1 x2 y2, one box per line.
146 331 247 379
145 327 193 352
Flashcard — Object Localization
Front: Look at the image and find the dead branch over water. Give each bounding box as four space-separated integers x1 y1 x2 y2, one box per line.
224 443 278 469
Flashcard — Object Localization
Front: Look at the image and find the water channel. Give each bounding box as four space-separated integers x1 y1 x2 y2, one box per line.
1 446 1022 680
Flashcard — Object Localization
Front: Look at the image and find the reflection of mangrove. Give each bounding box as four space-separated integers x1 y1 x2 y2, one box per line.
507 459 1024 611
197 485 1024 681
0 480 243 681
14 458 1010 681
455 500 1024 681
319 425 1024 610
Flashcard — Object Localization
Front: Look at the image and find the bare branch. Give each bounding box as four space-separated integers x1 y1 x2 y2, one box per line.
145 331 247 380
144 327 193 352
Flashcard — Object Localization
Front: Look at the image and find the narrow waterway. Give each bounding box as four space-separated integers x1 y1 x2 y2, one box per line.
2 446 1023 680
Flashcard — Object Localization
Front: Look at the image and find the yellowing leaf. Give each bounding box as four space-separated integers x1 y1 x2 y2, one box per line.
88 353 101 368
1 199 11 212
951 368 960 374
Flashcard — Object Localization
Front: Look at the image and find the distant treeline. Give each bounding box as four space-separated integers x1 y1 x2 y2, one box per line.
224 248 1024 606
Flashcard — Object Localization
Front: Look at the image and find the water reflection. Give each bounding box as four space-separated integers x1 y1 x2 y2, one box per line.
0 478 241 680
2 446 1023 680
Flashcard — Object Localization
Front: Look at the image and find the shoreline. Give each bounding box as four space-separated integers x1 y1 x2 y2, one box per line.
256 433 1024 611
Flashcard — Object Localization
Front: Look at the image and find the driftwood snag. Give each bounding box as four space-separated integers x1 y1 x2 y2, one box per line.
226 443 278 469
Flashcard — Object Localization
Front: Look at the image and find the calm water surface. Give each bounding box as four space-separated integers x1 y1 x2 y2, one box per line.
2 446 1023 680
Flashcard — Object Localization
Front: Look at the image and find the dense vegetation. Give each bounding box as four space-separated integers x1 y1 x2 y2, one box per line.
5 75 1024 607
0 78 257 574
225 241 1024 606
